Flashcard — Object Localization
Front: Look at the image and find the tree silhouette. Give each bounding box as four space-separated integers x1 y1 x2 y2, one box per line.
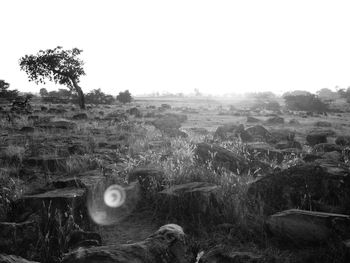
19 46 86 109
0 79 19 101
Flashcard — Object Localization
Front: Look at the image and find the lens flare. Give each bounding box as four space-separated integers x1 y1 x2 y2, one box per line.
104 185 125 208
87 181 140 226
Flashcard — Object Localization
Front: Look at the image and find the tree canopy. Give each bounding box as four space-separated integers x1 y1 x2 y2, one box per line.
19 46 86 109
0 79 19 101
284 93 329 112
117 90 132 104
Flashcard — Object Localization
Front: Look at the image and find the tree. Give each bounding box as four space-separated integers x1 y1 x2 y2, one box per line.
284 94 329 112
0 79 19 101
116 90 132 104
19 46 86 109
39 88 48 97
337 87 350 103
316 88 339 101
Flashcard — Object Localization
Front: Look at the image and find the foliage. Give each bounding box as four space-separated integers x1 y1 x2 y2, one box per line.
316 88 339 101
39 88 48 97
19 46 86 109
284 93 329 112
282 90 311 97
0 80 19 101
337 87 350 103
117 90 132 104
85 89 115 105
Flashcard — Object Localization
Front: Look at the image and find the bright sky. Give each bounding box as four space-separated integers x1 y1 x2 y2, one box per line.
1 0 350 96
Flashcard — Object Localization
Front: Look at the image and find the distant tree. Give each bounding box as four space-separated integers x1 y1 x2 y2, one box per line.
86 89 115 105
0 79 19 101
265 100 281 111
39 88 48 97
284 94 329 112
282 90 311 97
316 88 339 101
249 91 276 100
116 90 132 104
337 87 350 103
19 46 86 109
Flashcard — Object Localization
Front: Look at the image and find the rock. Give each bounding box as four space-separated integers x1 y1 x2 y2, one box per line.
275 141 302 150
266 116 284 125
247 163 350 215
40 106 48 111
61 224 191 263
321 151 342 162
160 103 171 110
314 121 332 127
19 127 34 133
163 128 188 138
47 108 67 114
27 115 39 121
214 124 250 141
127 107 142 117
153 116 182 130
159 182 218 196
289 119 300 125
68 143 89 155
313 143 343 153
306 132 328 146
336 136 350 146
267 209 350 244
199 246 264 263
72 113 88 120
245 125 273 143
36 120 76 130
195 143 249 173
246 116 261 123
269 129 295 142
0 221 38 258
0 254 39 263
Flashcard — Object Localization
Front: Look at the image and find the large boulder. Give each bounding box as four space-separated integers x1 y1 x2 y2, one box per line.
246 116 261 123
247 163 350 215
195 143 249 174
61 224 192 263
153 116 182 131
267 209 350 244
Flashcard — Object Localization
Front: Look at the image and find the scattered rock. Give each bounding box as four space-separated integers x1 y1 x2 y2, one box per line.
72 113 88 120
246 116 261 123
266 116 284 125
306 132 328 146
195 143 249 173
313 143 343 153
314 121 332 127
245 125 273 143
336 136 350 146
61 224 190 263
0 254 39 263
267 209 350 244
247 163 350 215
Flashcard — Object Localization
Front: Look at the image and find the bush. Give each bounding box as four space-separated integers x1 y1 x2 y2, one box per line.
117 90 132 104
0 80 19 101
85 89 115 105
284 94 329 112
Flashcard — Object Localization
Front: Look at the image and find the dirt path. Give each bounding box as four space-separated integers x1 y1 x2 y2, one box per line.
94 211 161 245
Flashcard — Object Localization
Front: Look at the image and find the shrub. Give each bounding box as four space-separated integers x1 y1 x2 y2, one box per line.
85 89 115 105
284 94 329 112
117 90 132 104
0 80 19 101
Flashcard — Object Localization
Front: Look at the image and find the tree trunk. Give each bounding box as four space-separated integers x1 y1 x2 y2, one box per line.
71 78 85 109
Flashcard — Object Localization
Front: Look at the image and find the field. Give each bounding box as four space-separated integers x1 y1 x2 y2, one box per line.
1 96 350 262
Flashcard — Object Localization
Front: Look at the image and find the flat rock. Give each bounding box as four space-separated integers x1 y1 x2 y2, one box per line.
267 209 350 244
0 254 39 263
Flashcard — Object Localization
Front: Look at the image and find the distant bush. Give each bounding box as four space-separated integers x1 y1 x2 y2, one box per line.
0 80 19 101
284 94 329 112
117 90 132 104
85 89 115 105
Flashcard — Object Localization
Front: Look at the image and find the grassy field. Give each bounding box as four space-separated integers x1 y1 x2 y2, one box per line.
0 97 349 262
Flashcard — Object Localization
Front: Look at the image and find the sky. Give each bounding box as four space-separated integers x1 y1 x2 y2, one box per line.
1 0 350 96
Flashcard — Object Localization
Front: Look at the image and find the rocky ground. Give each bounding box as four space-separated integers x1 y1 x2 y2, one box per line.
0 100 350 262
